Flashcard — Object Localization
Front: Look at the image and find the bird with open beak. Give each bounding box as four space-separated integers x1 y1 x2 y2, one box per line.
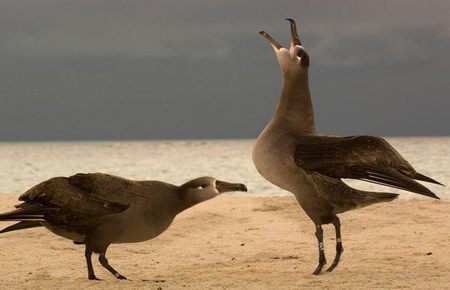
253 18 442 275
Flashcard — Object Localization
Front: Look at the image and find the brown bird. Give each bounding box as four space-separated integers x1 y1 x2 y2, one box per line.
0 173 247 280
253 19 443 275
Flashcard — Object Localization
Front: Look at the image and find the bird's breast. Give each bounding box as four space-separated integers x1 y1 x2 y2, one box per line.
253 125 309 193
111 211 175 244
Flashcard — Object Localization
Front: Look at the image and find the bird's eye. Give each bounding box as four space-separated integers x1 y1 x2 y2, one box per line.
196 184 208 189
297 49 305 58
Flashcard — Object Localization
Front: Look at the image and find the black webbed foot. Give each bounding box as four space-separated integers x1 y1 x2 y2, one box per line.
115 273 127 280
312 259 327 275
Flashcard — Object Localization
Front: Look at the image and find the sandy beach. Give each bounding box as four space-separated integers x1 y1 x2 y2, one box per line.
1 194 449 289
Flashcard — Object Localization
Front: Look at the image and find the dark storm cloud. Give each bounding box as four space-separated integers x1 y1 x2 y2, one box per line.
0 0 449 140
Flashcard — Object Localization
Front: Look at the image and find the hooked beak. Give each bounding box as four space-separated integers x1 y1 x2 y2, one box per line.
216 180 247 193
259 31 282 50
286 18 302 46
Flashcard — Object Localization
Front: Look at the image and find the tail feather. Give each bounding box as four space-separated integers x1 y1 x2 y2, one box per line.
353 191 399 210
371 191 399 200
0 221 43 234
334 187 399 214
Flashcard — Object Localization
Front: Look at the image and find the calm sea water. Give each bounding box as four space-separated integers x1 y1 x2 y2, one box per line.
0 138 448 199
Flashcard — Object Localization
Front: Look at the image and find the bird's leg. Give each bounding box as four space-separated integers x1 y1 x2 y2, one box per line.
99 253 127 280
85 247 100 280
326 215 343 272
313 224 326 275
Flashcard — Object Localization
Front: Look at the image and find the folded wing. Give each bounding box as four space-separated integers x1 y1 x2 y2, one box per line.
17 173 135 218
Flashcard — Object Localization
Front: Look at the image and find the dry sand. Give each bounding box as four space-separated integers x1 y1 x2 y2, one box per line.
0 194 449 289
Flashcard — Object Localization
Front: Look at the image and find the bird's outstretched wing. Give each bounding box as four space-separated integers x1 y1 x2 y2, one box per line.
294 135 442 199
17 173 136 217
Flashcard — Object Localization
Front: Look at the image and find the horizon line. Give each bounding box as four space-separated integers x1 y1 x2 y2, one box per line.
1 135 449 143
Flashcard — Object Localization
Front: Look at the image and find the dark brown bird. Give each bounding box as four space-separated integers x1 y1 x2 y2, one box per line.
253 19 443 275
0 173 247 280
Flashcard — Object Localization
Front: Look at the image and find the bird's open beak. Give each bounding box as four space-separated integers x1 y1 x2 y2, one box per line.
286 18 302 46
259 31 282 50
216 180 247 193
260 19 303 49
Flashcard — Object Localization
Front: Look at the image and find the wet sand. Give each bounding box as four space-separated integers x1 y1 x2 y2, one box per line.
0 194 449 289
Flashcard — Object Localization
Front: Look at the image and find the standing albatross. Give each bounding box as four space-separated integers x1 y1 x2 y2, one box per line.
0 173 247 280
253 19 443 275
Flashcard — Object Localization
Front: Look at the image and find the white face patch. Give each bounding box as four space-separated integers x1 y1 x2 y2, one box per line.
197 184 218 195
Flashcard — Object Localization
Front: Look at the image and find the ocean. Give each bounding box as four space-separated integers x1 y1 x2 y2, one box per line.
0 137 448 199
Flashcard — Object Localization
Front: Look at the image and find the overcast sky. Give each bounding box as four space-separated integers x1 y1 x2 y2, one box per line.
0 0 449 141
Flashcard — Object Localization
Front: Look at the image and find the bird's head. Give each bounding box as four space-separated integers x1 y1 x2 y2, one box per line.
260 18 309 79
178 176 247 207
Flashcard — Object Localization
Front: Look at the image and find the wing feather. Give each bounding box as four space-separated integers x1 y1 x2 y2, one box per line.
18 173 135 216
294 135 440 199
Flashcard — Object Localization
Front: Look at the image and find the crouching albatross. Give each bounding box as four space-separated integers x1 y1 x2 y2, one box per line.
253 19 443 275
0 173 247 280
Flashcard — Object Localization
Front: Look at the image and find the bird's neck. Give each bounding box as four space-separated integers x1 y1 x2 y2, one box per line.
271 75 316 134
167 189 191 215
175 185 206 212
141 182 187 216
